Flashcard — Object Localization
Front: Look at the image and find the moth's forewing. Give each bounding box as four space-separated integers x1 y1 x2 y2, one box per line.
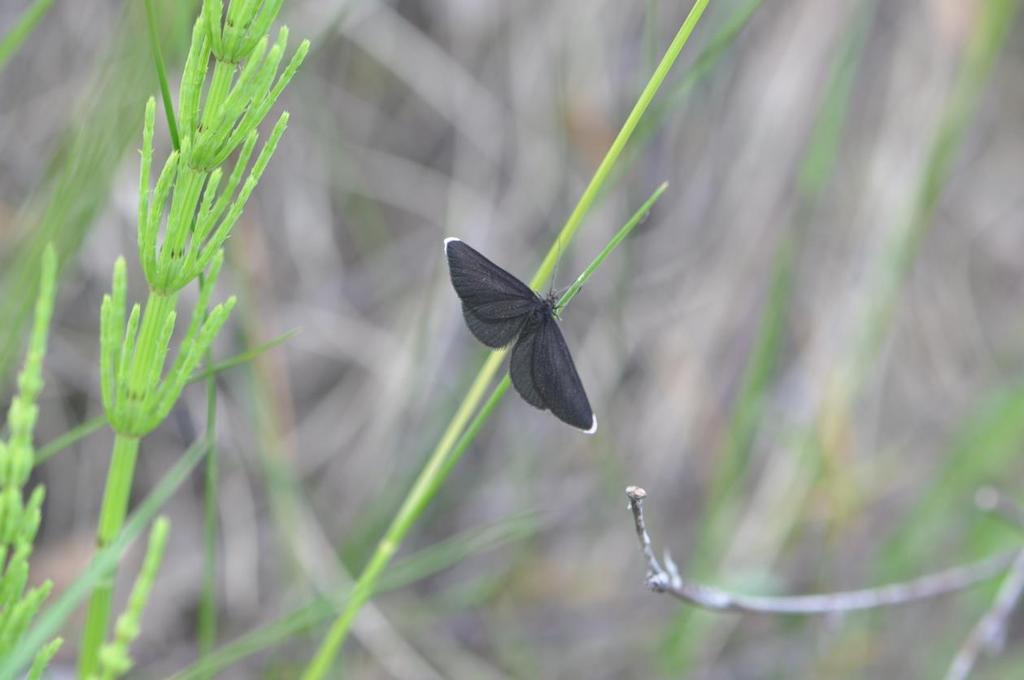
445 238 540 348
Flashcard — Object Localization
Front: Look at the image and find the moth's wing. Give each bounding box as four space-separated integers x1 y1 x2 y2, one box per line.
509 323 546 409
462 304 527 348
445 238 536 302
532 315 596 433
445 238 539 348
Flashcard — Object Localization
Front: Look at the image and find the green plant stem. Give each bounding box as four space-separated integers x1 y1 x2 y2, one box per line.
0 0 55 75
301 180 672 678
97 435 142 544
194 262 219 661
557 182 667 309
529 0 708 291
143 0 181 151
198 362 218 658
78 433 141 678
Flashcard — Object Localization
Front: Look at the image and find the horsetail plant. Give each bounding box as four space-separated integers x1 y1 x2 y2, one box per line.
0 246 62 679
79 1 308 675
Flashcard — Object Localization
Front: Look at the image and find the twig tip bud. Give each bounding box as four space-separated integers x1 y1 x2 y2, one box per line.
625 486 647 501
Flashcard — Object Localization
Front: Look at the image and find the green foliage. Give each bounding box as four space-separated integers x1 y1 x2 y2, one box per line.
202 0 285 65
78 1 309 674
188 1 307 170
0 441 209 678
0 246 61 678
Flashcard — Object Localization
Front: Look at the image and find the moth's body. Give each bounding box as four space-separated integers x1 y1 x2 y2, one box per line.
444 238 596 433
508 295 556 332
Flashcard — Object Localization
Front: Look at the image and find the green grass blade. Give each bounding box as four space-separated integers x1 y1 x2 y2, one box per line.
557 182 668 309
169 514 540 680
190 329 299 382
0 0 55 75
144 0 181 150
32 415 107 467
527 4 707 292
633 0 763 152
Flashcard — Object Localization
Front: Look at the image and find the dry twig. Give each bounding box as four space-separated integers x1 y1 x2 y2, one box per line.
625 485 1018 615
945 549 1024 680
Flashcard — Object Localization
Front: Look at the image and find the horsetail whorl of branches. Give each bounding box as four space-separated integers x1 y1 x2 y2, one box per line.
101 2 307 438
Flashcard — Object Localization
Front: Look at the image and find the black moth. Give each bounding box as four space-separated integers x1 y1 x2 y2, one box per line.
444 237 596 434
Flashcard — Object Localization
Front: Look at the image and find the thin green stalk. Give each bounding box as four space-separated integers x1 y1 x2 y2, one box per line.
0 0 55 74
191 329 298 381
124 291 179 409
78 433 141 678
529 0 708 291
198 363 218 658
196 249 217 659
557 182 667 308
33 416 106 466
301 180 672 678
144 0 181 151
635 0 762 150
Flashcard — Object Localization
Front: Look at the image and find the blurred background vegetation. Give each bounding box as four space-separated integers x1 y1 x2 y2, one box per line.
2 0 1024 677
